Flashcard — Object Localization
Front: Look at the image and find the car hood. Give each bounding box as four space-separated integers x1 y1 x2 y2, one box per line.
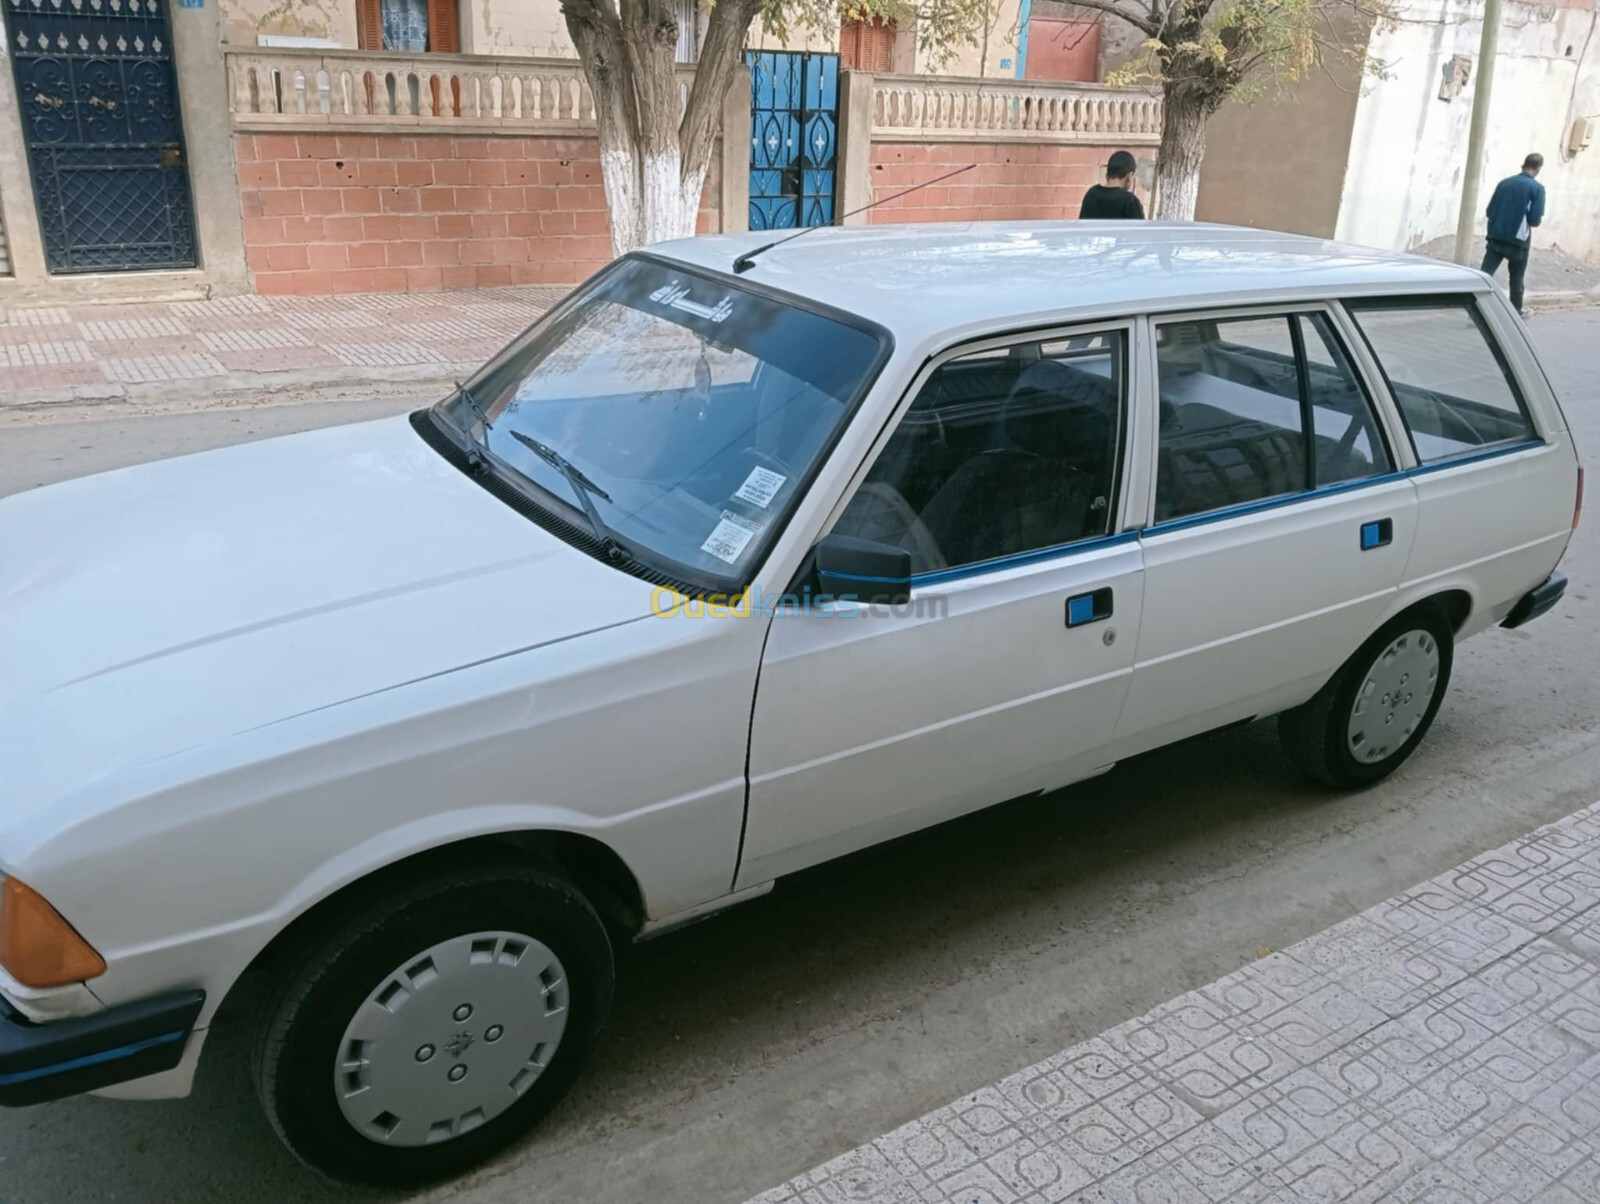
0 414 660 814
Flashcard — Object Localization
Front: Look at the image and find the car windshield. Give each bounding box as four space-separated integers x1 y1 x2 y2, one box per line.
431 257 888 590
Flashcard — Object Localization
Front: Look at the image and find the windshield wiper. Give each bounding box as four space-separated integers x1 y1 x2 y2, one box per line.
508 430 631 563
447 380 494 471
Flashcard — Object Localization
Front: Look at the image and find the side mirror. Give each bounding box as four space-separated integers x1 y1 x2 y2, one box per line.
813 533 913 606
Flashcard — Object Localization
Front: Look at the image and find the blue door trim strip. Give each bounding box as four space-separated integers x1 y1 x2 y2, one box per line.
892 438 1551 592
911 531 1140 587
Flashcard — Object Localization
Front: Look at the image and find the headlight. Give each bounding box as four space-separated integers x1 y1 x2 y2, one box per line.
0 875 106 988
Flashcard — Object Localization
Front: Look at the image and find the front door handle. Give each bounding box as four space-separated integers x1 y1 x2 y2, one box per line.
1066 587 1113 628
1360 518 1393 550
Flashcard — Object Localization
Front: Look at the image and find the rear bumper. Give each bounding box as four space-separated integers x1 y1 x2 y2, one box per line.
0 990 204 1106
1501 572 1568 630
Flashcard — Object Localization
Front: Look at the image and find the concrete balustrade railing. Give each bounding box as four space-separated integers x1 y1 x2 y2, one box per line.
226 49 695 134
870 74 1162 145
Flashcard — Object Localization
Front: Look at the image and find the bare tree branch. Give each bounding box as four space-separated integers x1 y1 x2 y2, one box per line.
1060 0 1160 37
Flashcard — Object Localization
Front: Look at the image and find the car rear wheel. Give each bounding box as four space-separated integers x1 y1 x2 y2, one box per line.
252 864 613 1185
1279 606 1455 789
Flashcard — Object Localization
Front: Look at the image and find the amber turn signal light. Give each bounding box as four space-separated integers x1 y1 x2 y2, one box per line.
0 876 106 988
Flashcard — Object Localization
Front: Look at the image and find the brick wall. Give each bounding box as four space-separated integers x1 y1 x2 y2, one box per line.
865 142 1109 224
237 132 721 296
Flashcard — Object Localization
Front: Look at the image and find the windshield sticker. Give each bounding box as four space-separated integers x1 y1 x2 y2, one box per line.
650 281 734 324
733 466 786 509
701 511 761 564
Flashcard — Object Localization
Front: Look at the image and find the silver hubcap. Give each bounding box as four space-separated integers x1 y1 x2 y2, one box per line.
335 931 569 1147
1347 628 1440 763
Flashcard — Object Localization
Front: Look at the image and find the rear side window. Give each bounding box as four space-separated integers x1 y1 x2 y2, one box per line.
1347 299 1537 464
1153 312 1393 523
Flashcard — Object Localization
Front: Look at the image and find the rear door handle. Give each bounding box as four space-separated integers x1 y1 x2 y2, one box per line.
1360 518 1393 550
1066 587 1113 627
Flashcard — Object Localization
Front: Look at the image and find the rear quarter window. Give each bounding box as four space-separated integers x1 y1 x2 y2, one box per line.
1346 297 1538 464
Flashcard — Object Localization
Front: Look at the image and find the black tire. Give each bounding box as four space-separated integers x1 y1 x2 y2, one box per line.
252 863 614 1186
1278 605 1455 789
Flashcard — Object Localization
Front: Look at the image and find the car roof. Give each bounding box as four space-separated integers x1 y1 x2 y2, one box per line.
649 221 1487 340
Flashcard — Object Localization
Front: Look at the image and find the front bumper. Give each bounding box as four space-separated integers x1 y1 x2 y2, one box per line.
1501 572 1568 630
0 990 204 1106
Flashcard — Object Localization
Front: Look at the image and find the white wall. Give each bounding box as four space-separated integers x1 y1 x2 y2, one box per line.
461 0 577 57
915 0 1024 77
219 0 357 47
1336 0 1600 262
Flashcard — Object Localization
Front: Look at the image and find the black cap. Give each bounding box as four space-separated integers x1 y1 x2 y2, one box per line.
1107 151 1138 178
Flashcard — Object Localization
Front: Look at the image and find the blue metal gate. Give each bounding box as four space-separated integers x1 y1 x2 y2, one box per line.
746 51 837 231
6 0 197 273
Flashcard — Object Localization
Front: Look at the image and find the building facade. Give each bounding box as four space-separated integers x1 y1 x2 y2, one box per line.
0 0 1156 301
1196 0 1600 266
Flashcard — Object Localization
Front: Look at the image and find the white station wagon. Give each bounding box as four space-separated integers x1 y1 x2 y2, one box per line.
0 224 1580 1183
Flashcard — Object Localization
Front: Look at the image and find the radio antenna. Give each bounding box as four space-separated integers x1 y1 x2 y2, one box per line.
731 163 976 274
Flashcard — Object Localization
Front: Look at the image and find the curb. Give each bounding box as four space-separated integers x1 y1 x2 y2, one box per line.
0 365 469 419
1526 288 1600 312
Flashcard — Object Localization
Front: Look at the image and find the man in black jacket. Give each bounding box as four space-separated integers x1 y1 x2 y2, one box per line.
1079 151 1145 220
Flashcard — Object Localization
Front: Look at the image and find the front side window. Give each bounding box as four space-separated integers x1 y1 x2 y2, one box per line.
430 257 887 590
1347 298 1537 464
831 330 1126 575
1154 311 1393 523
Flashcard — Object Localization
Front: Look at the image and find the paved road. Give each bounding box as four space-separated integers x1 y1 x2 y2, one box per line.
0 312 1595 1204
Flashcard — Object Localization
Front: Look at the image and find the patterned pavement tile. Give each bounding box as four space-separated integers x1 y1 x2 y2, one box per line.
198 328 314 353
101 354 226 383
79 316 191 340
326 341 450 368
1275 1111 1431 1204
1441 1107 1593 1203
742 803 1600 1204
1 341 94 367
1198 953 1333 1026
1526 1052 1600 1142
213 348 344 374
0 285 563 406
278 309 388 330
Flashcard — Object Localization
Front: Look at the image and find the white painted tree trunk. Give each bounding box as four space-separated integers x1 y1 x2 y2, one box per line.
566 0 758 260
1153 89 1206 222
599 145 646 259
599 139 712 256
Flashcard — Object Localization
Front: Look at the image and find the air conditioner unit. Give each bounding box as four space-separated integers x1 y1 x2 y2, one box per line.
1571 117 1594 155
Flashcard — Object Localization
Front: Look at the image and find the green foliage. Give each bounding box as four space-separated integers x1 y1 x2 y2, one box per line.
759 0 1002 71
1104 0 1393 107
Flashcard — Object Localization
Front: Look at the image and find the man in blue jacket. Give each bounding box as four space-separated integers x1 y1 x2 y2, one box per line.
1481 153 1546 316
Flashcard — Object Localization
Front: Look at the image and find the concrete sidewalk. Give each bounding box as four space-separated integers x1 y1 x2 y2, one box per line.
749 803 1600 1204
1416 237 1600 311
0 285 563 414
3 250 1596 417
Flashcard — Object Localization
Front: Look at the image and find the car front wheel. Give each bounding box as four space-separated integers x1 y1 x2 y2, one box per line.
253 863 614 1185
1279 606 1455 789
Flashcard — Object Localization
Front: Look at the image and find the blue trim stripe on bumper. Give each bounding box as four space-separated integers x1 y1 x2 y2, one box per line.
0 1029 186 1088
0 990 204 1106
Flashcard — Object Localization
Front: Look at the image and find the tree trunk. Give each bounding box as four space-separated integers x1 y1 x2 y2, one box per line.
564 0 758 259
1153 86 1206 222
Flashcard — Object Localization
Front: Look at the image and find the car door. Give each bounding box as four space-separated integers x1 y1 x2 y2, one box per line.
1112 304 1419 756
1343 295 1578 625
736 324 1148 889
